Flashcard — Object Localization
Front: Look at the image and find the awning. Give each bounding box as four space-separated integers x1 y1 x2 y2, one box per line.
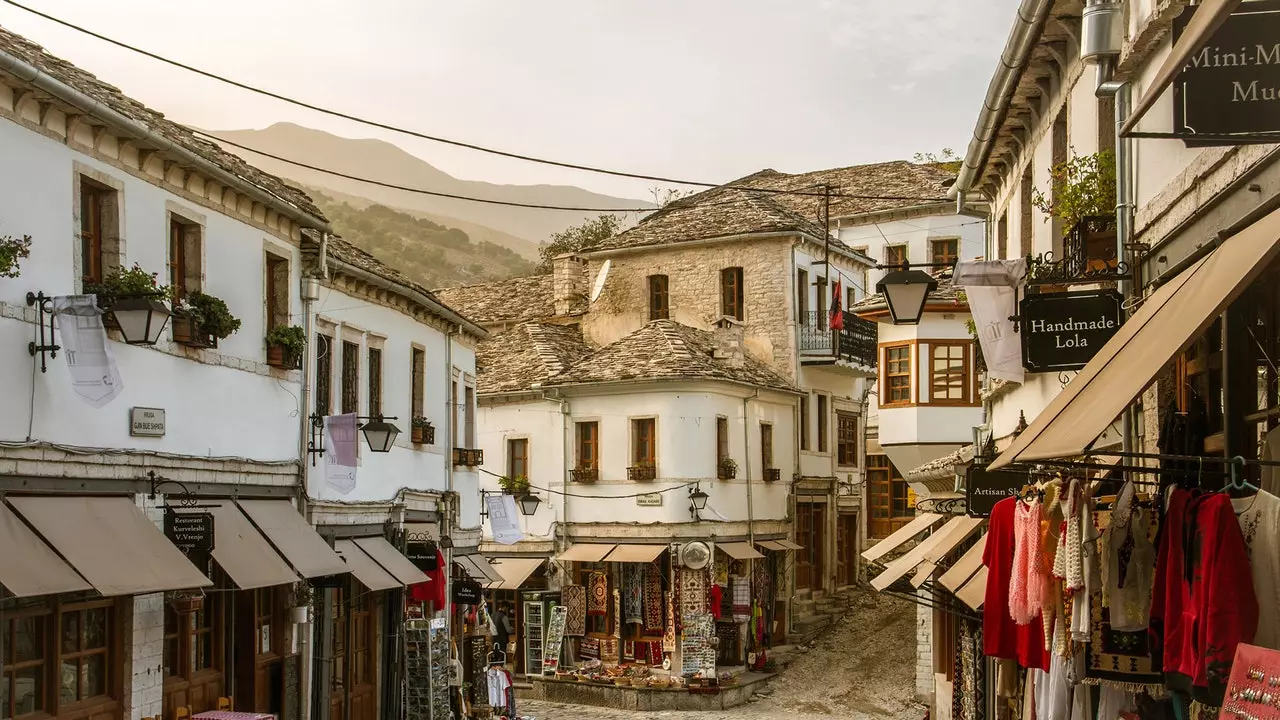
602 544 666 563
555 544 616 563
1121 0 1242 136
870 516 984 592
335 540 400 592
756 539 803 552
0 501 91 597
938 534 988 593
6 496 210 596
955 567 990 611
718 542 765 560
236 500 349 579
457 554 503 584
207 501 300 590
487 557 544 590
860 513 945 564
991 208 1280 469
354 536 429 586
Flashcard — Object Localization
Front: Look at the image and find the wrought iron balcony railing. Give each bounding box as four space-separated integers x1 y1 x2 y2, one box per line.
798 311 877 368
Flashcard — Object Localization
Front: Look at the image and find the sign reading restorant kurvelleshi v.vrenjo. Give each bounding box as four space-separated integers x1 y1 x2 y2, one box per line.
1019 290 1123 372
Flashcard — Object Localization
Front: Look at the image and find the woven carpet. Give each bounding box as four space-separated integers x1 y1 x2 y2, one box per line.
587 571 608 617
623 564 644 625
562 584 586 637
643 564 664 633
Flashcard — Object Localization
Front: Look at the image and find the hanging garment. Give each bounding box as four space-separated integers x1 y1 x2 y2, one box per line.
1097 687 1136 720
731 576 751 622
1010 499 1046 625
1234 489 1280 650
984 498 1050 670
1262 426 1280 496
486 665 510 708
1103 482 1157 632
1034 636 1071 720
1159 401 1210 492
1151 489 1191 677
710 584 723 620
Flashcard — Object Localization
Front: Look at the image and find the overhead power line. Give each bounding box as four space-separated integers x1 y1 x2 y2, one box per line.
3 0 951 204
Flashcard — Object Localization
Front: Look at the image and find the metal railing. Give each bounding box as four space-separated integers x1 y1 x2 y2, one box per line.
798 311 877 368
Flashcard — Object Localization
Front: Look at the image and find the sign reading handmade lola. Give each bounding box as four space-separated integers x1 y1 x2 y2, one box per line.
1019 290 1123 372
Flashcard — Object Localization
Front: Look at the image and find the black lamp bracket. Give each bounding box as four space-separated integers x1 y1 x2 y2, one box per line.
306 413 399 466
26 291 61 373
146 471 219 510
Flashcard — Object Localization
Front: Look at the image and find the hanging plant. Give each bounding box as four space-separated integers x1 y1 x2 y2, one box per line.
0 232 32 278
85 263 171 304
497 475 530 494
1030 150 1117 235
172 291 242 340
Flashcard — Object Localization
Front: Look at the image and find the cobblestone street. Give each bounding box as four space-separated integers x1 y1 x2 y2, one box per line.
515 593 922 720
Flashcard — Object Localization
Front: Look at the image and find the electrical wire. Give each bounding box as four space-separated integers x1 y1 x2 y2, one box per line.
2 0 951 203
477 466 698 499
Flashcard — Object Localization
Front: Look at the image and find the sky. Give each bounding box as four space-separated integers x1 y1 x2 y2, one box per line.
0 0 1022 201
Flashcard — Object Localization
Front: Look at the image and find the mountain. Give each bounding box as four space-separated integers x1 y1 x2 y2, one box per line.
207 123 651 250
307 190 537 288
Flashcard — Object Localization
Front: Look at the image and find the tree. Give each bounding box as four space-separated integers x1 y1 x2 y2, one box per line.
537 214 623 272
650 187 693 208
913 148 962 173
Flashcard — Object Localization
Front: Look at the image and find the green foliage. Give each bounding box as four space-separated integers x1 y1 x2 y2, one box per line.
308 190 536 288
914 148 962 173
0 232 32 278
85 263 170 302
498 475 530 494
265 325 307 355
412 416 434 430
1030 150 1117 236
174 291 242 340
537 214 623 272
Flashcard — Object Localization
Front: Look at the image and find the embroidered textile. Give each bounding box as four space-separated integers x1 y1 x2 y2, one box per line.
1103 480 1155 632
731 576 751 622
579 636 600 658
612 588 622 637
588 571 608 616
643 564 664 633
622 640 635 662
663 591 676 653
678 567 709 620
623 564 644 624
601 637 619 662
1010 500 1045 625
562 585 587 637
1084 508 1163 692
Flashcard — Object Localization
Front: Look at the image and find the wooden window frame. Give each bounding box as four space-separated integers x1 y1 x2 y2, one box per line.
367 346 383 418
1020 166 1034 257
868 454 912 539
884 244 907 268
265 253 290 333
169 216 203 302
647 275 669 321
799 395 810 451
816 276 828 322
881 343 914 407
836 412 858 467
997 212 1009 261
927 342 972 406
410 347 426 421
760 422 774 471
464 383 476 448
816 394 829 453
164 595 221 685
720 267 744 320
631 418 656 466
316 333 334 416
341 340 361 416
716 417 729 465
1 597 123 720
930 237 959 267
508 438 529 479
78 177 119 287
575 422 599 470
796 268 809 319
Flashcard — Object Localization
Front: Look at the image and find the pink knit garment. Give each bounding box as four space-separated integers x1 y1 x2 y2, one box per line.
1009 500 1045 625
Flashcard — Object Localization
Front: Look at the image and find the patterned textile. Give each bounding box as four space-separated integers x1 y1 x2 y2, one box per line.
600 637 620 662
634 640 650 665
731 576 751 622
752 556 771 607
623 564 644 624
643 564 664 633
663 591 676 653
579 636 600 658
562 585 587 637
588 572 608 616
680 612 716 676
622 640 635 662
678 567 709 622
1083 509 1163 692
612 588 622 637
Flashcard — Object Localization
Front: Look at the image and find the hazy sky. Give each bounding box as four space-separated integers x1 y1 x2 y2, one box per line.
0 0 1021 201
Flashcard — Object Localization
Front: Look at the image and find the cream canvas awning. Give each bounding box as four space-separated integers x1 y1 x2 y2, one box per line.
955 567 990 611
555 544 616 563
757 539 803 552
335 540 400 591
7 496 211 596
870 516 984 592
992 208 1280 469
237 500 349 579
860 513 945 564
0 501 91 598
354 536 429 586
487 558 545 590
1121 0 1242 136
718 542 765 560
207 501 301 590
457 554 503 584
602 544 666 563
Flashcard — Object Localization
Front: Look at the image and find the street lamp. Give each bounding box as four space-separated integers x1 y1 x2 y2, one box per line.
688 486 709 520
359 417 402 453
875 264 938 326
111 295 171 345
516 492 542 517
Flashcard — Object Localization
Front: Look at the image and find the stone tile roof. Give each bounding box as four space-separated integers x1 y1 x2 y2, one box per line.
545 320 799 392
905 445 974 484
433 275 564 326
476 323 594 395
739 161 956 220
0 25 326 225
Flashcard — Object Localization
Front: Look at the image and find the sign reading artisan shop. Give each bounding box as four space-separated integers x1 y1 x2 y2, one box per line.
1173 0 1280 144
1019 290 1123 372
965 466 1026 518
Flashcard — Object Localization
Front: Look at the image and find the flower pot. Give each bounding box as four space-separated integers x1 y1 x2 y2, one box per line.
172 316 215 349
411 426 435 445
290 606 310 624
267 342 301 370
170 596 203 615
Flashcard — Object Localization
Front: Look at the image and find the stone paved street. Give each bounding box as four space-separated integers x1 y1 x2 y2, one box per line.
515 593 923 720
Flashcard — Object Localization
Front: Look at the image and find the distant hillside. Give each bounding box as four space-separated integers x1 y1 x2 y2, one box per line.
207 123 652 247
308 190 536 289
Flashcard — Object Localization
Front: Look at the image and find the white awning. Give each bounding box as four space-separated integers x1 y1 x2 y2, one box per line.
487 558 545 590
718 542 765 561
756 539 803 552
860 513 945 564
602 544 666 563
555 544 616 563
870 516 984 592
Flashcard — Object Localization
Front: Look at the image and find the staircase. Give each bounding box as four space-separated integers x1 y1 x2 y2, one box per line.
790 587 858 644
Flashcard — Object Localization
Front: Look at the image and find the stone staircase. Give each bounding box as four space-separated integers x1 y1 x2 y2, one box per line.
790 587 858 644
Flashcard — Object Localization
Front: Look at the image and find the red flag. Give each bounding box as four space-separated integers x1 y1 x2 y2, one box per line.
829 278 844 330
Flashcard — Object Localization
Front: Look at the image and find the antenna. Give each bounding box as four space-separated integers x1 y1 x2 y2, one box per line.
589 259 612 303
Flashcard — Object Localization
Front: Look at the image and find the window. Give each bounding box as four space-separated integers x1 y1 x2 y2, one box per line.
868 454 912 538
930 343 970 404
58 604 110 705
930 238 958 267
632 418 656 465
760 423 774 470
847 285 857 313
450 378 459 448
648 275 669 320
796 269 809 319
716 417 729 465
799 395 810 450
254 588 278 657
2 614 48 718
816 277 828 321
464 385 476 448
720 267 744 320
367 347 383 417
576 422 599 469
509 438 529 479
411 347 426 420
265 253 289 332
816 394 828 453
1051 109 1069 247
837 413 858 467
997 212 1009 260
168 217 202 301
885 245 907 268
78 178 118 286
163 598 217 682
883 344 912 404
341 341 360 415
315 333 334 415
1020 166 1034 257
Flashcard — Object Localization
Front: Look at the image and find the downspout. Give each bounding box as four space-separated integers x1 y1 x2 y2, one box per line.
297 239 323 720
1097 59 1135 456
443 324 457 642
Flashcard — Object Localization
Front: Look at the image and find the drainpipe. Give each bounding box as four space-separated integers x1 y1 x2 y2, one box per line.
443 325 457 644
297 260 321 720
1097 59 1135 456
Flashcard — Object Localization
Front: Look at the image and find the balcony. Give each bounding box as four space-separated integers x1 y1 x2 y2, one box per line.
799 311 877 370
452 448 483 467
627 464 657 481
1028 215 1123 285
764 468 781 483
570 466 599 483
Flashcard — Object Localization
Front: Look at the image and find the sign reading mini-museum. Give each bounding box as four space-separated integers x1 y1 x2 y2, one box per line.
1019 290 1123 372
966 467 1027 518
1173 0 1280 144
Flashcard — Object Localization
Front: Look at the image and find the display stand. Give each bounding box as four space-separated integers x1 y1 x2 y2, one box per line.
1220 643 1280 720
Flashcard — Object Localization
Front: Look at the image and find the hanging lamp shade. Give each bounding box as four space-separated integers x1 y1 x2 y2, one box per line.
876 268 938 325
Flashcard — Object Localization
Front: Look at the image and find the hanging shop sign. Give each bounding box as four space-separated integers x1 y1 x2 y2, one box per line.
1172 0 1280 145
452 578 482 604
1019 290 1123 372
965 466 1026 518
406 541 439 572
164 510 214 563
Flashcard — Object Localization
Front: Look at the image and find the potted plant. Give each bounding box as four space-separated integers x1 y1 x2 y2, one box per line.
168 590 204 615
0 231 32 278
85 263 171 329
265 324 306 369
570 465 599 483
411 416 435 445
628 460 657 481
717 457 737 480
1030 150 1119 276
289 582 312 624
172 291 241 348
498 475 530 495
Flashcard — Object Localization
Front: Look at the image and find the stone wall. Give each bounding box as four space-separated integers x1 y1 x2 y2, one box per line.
915 601 934 702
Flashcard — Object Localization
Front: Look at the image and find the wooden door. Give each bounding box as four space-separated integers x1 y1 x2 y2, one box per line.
811 505 826 590
162 598 224 719
347 593 378 720
795 504 813 590
836 514 858 586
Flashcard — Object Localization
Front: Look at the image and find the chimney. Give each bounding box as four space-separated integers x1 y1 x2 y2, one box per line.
711 316 745 368
551 254 586 316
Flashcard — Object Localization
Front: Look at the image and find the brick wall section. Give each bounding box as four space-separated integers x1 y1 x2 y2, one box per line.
129 493 167 720
0 445 297 486
916 601 934 702
582 238 798 380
